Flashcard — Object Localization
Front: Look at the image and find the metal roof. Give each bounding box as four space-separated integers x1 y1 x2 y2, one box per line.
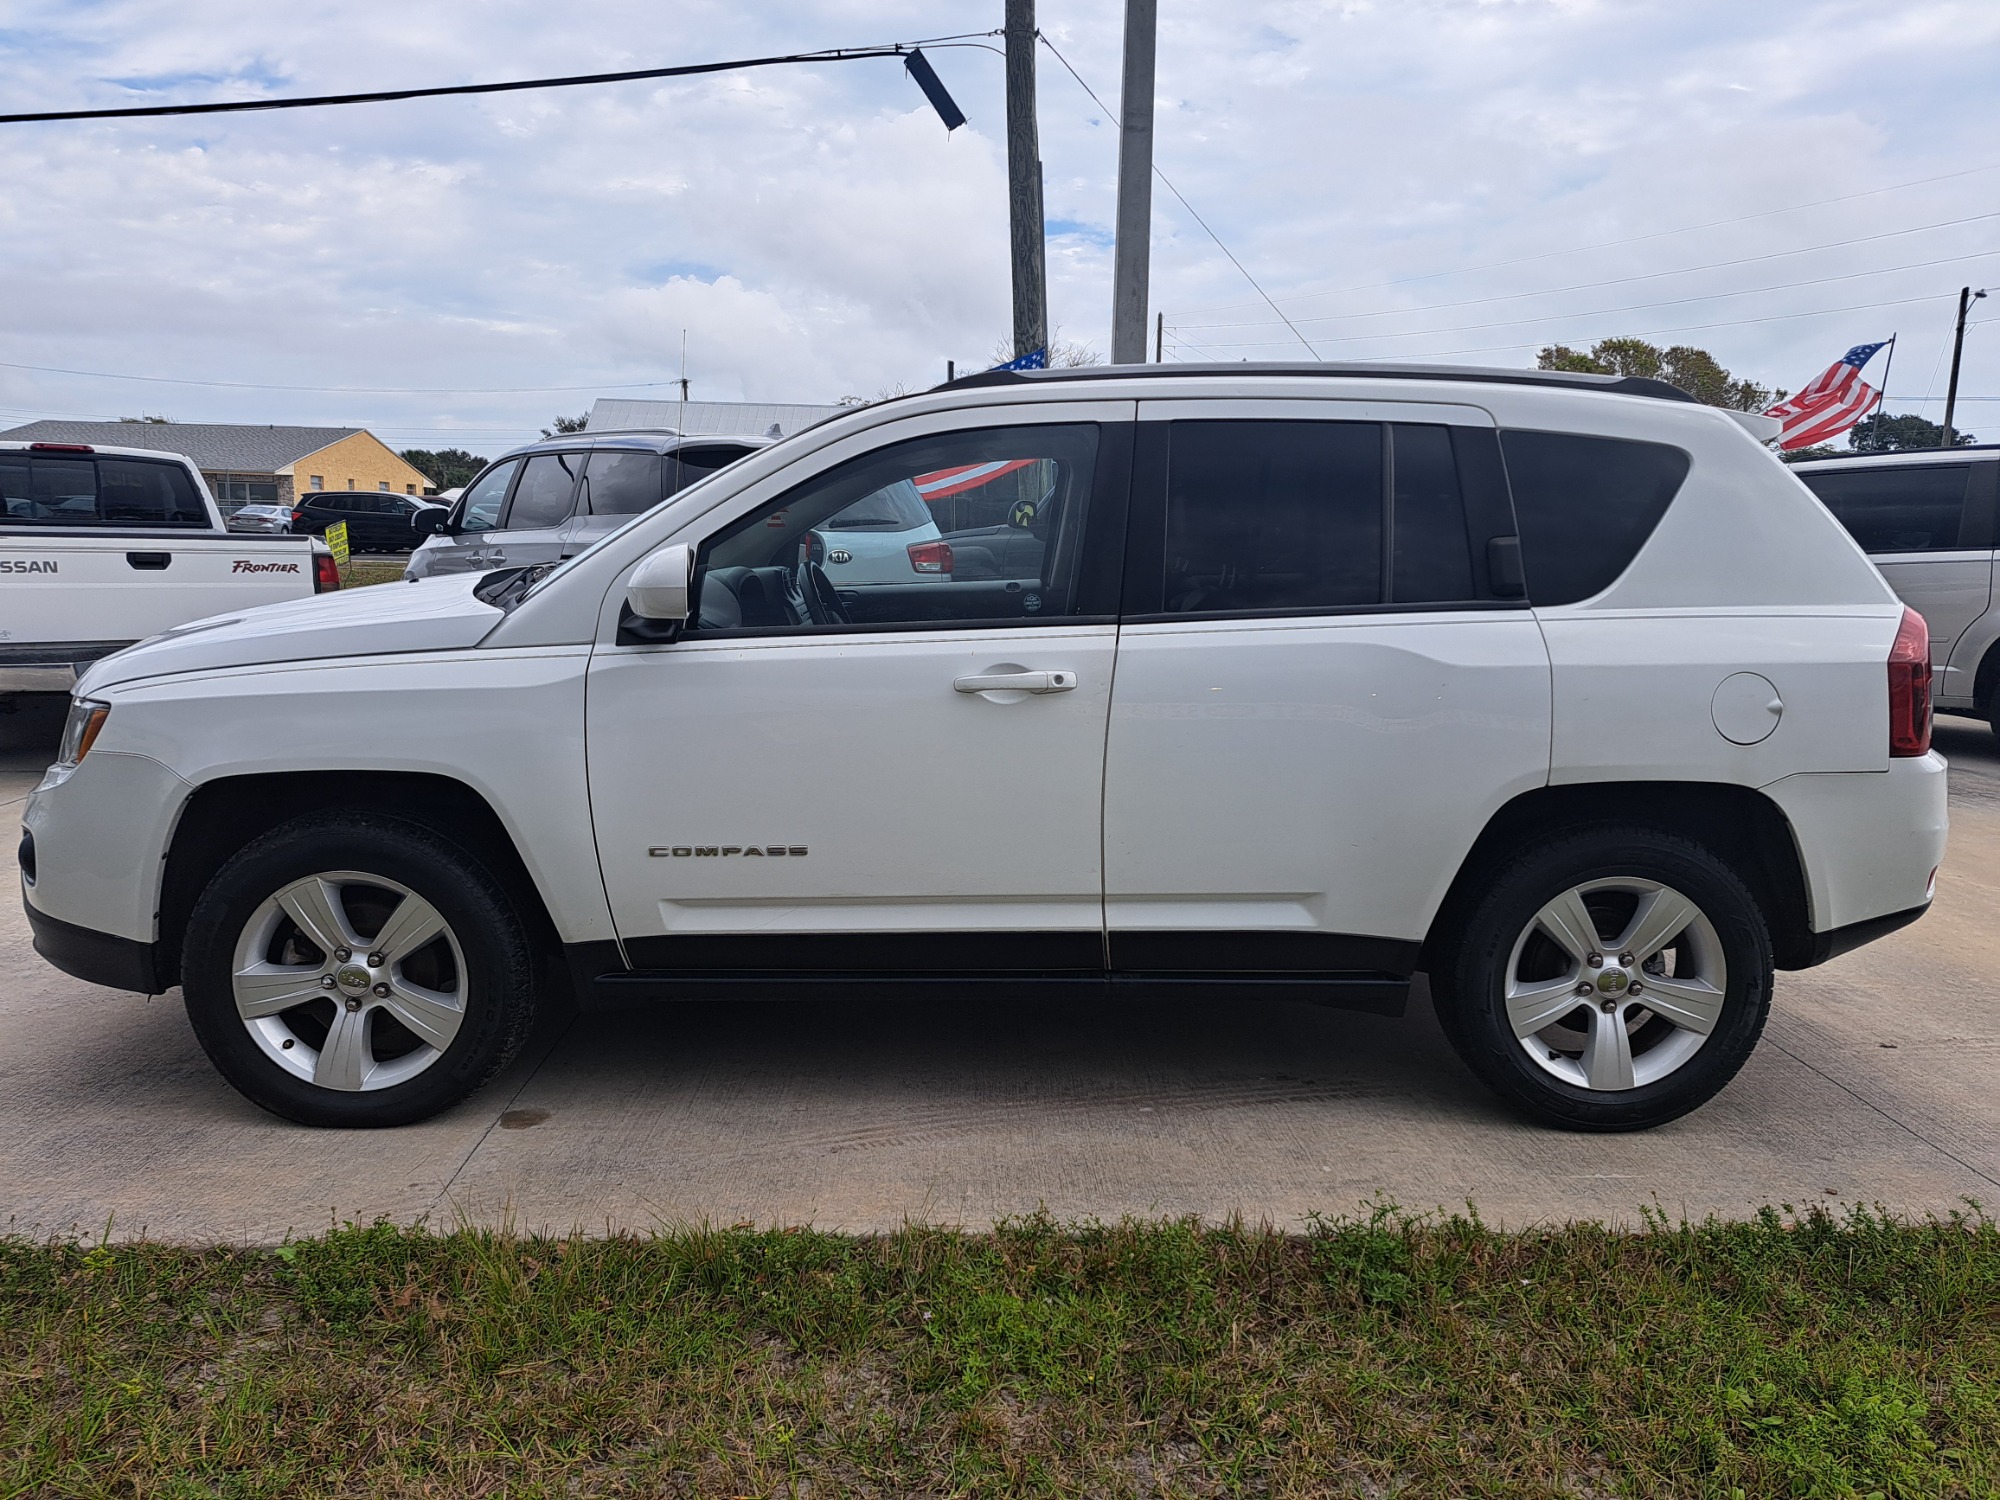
939 360 1702 403
586 398 844 438
0 419 363 473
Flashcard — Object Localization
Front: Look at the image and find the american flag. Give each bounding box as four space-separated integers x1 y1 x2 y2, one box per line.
1763 340 1891 451
913 459 1039 500
988 347 1047 371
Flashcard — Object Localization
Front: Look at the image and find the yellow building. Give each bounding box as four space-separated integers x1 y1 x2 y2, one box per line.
0 420 436 514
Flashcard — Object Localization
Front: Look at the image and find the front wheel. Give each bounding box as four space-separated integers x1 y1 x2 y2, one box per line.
182 812 539 1126
1430 826 1772 1131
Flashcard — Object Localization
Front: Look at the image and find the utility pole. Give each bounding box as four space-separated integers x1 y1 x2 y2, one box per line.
1110 0 1157 365
1941 285 1988 447
1004 0 1048 362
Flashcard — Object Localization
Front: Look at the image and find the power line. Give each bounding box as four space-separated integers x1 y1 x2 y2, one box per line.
0 35 1002 124
0 359 704 395
1171 160 2000 318
1177 248 2000 349
1177 223 2000 334
1035 32 1318 358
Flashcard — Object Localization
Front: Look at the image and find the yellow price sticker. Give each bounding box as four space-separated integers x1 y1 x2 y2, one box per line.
324 520 351 566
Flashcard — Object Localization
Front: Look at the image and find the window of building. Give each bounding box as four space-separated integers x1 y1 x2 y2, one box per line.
406 484 417 494
378 480 390 492
309 475 324 491
207 473 281 514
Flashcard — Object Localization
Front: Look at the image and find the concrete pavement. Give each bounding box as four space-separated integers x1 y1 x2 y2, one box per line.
3 698 1994 1242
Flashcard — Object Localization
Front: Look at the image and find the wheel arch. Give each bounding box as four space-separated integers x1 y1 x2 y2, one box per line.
1423 781 1818 972
159 770 567 988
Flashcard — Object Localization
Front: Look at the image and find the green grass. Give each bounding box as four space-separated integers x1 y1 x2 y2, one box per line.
339 557 409 589
2 1205 1994 1497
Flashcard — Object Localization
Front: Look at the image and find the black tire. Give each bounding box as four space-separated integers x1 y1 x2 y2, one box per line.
1429 825 1772 1132
182 811 539 1127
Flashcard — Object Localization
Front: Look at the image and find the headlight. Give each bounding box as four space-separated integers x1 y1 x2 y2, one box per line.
57 699 110 766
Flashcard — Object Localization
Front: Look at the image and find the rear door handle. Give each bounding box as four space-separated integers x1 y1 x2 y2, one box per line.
126 551 171 570
953 669 1076 695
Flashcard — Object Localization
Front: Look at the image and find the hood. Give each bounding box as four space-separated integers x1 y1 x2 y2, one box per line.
78 573 504 692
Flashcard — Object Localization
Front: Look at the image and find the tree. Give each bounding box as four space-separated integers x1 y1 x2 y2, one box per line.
1537 338 1782 412
987 329 1103 369
399 447 490 491
1847 411 1977 452
540 413 588 439
117 414 172 423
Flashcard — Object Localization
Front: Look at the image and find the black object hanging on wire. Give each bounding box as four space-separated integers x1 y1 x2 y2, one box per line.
0 42 970 129
901 49 966 132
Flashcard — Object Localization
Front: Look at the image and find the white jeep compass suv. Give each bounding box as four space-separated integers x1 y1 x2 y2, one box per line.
21 363 1946 1132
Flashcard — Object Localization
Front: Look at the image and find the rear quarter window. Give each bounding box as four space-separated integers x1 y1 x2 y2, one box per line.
1499 431 1691 605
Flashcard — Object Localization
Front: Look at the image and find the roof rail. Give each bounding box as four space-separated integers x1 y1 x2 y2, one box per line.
938 360 1701 404
1792 442 2000 463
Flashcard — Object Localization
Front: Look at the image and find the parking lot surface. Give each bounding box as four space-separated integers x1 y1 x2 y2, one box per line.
4 696 1995 1242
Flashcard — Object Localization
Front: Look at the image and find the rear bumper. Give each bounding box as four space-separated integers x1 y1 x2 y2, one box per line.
24 899 164 993
1803 901 1930 968
0 641 133 693
1764 754 1947 940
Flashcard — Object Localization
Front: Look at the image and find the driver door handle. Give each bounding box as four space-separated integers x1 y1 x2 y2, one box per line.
953 669 1077 695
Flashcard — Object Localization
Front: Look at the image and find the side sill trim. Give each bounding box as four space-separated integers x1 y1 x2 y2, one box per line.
1797 901 1930 970
588 967 1409 1016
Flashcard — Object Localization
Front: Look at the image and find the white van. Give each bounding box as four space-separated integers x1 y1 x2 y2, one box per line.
23 364 1945 1132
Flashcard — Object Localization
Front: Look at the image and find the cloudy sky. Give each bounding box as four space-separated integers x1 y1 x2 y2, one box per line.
1 0 1996 457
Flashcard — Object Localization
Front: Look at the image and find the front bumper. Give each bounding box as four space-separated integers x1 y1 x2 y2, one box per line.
24 900 164 993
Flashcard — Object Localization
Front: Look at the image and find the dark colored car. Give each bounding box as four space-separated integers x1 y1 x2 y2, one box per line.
292 491 446 552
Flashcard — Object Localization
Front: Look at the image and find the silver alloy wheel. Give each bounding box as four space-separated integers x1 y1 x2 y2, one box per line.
230 870 468 1093
1503 877 1728 1092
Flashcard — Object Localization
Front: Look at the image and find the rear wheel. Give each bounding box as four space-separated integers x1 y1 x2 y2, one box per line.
182 812 539 1127
1431 826 1771 1131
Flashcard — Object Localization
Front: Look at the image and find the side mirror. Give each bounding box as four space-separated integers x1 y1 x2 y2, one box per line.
627 543 695 620
412 507 451 537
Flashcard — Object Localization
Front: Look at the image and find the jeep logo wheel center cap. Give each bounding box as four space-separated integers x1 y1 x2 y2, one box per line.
1596 968 1631 996
335 965 372 992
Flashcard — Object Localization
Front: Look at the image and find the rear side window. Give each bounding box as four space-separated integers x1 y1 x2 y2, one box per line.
1156 420 1501 615
579 450 663 516
1499 431 1691 605
0 455 204 526
1164 421 1382 612
665 445 752 499
1798 465 1972 554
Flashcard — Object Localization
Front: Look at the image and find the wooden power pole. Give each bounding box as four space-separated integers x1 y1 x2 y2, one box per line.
1004 0 1048 362
1111 0 1157 365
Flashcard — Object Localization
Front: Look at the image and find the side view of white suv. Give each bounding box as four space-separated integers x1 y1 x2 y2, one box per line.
22 364 1945 1132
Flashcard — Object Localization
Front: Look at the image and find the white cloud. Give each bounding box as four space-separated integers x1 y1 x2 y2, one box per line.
0 0 1994 455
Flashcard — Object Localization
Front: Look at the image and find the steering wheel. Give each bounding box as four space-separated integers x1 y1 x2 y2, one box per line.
794 558 850 626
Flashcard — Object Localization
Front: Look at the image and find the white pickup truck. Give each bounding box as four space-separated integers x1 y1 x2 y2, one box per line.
0 439 337 694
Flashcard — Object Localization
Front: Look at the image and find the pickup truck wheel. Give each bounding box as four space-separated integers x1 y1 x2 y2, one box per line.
182 812 538 1127
1430 827 1771 1132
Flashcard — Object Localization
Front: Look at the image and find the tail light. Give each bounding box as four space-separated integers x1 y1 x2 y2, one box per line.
291 509 305 523
29 441 93 453
314 552 341 593
1887 606 1931 757
907 540 953 575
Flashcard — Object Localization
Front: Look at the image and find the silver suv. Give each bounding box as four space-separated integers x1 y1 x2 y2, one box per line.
1794 444 2000 733
406 431 768 579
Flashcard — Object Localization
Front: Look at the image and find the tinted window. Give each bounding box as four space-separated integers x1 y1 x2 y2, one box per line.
1164 421 1382 613
96 460 206 525
1392 425 1476 604
692 425 1098 632
459 460 519 533
31 459 98 523
1499 431 1691 605
506 453 582 529
579 450 663 516
665 445 753 499
1799 465 1972 554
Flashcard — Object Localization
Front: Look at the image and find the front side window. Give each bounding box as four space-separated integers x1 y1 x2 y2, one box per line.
506 453 583 530
579 450 663 516
690 424 1099 633
458 459 519 534
665 444 754 499
1798 465 1973 554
